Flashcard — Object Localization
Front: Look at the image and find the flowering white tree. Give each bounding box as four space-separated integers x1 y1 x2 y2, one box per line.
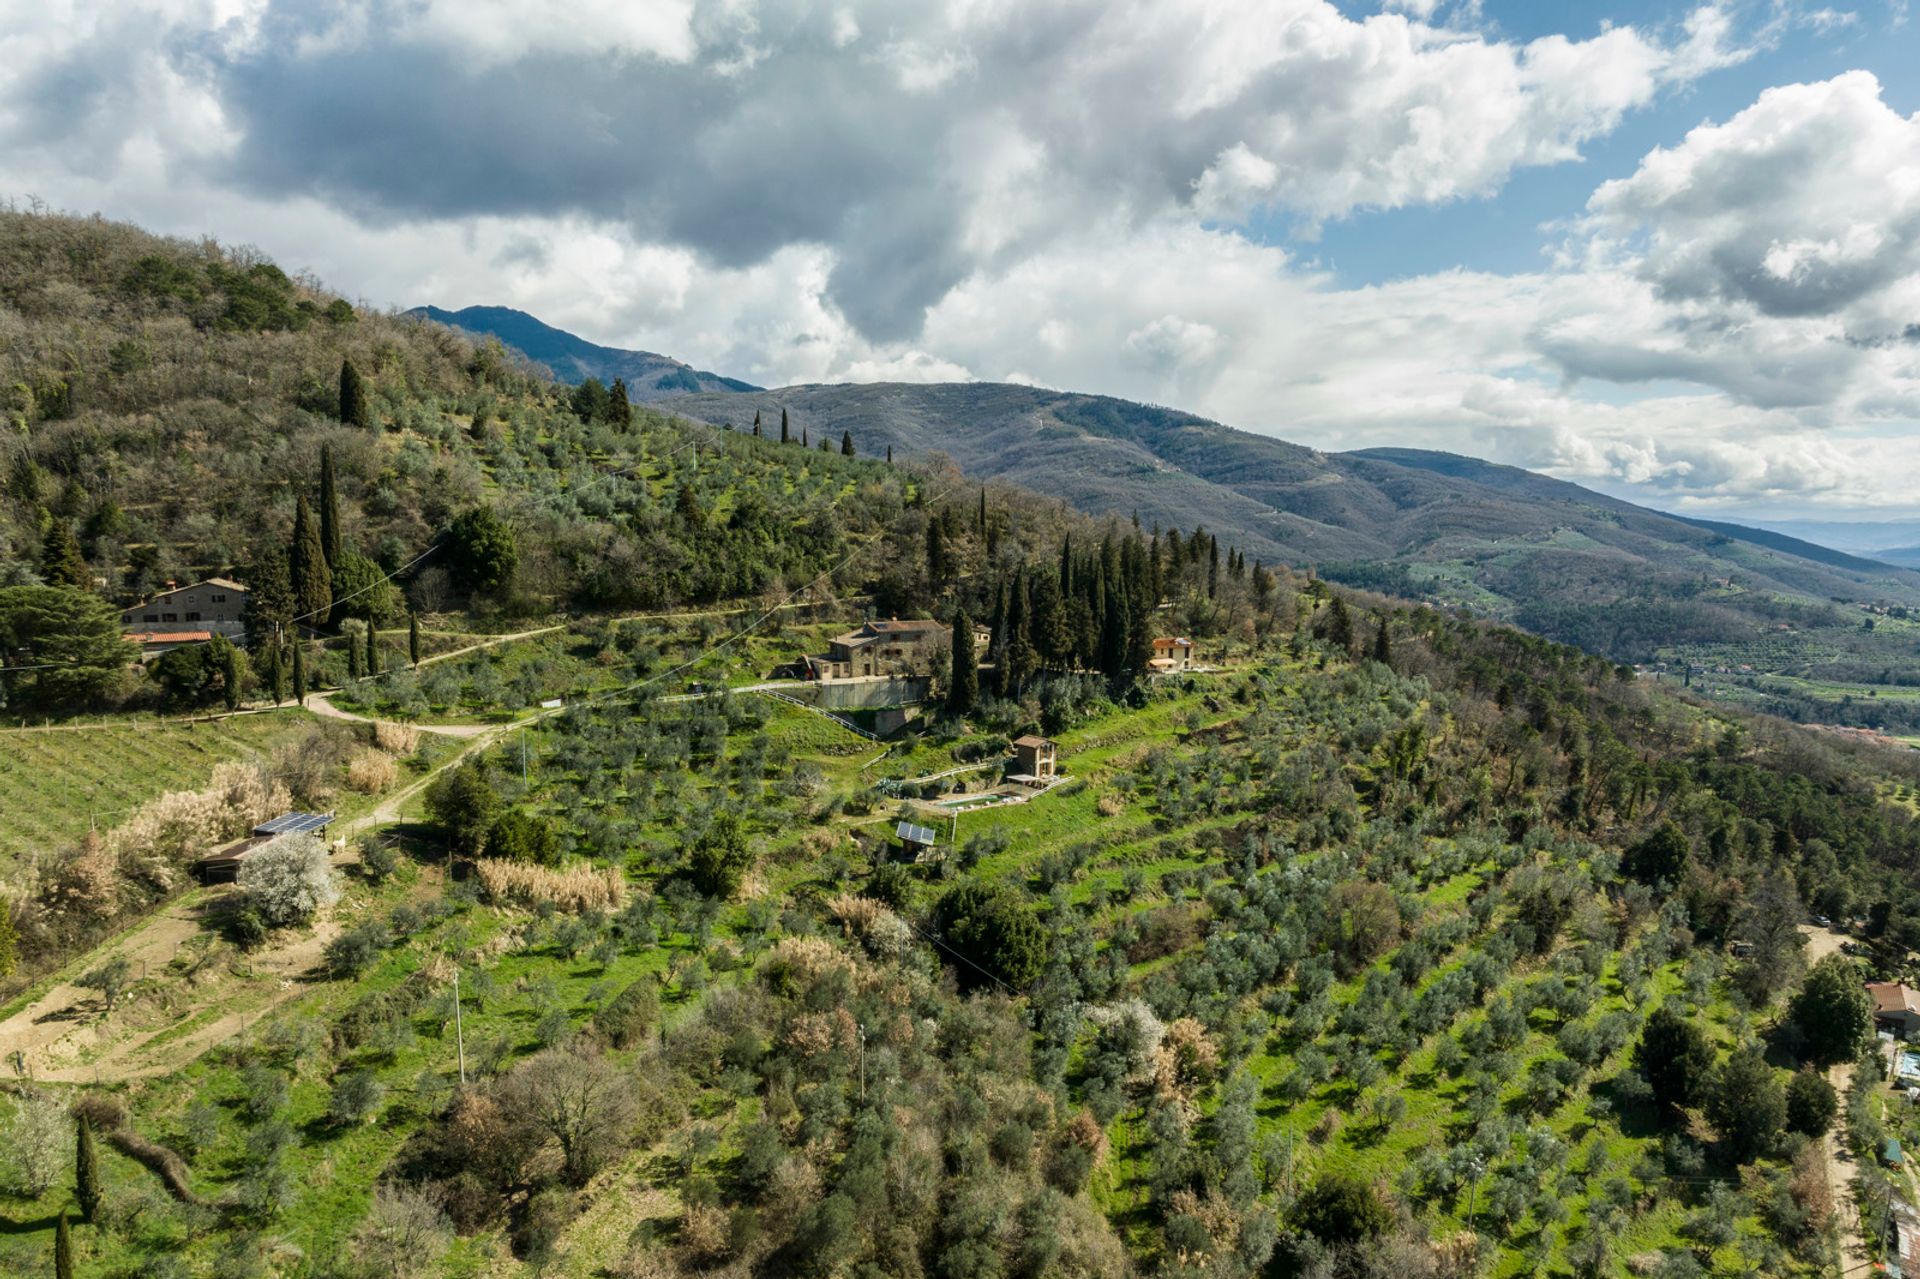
238 833 340 927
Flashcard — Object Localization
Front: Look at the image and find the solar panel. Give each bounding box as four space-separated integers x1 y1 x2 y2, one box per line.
252 811 334 836
895 821 937 845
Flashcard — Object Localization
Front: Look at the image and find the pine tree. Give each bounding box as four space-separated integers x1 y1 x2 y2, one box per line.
841 430 854 457
780 408 791 444
608 378 632 426
292 641 307 704
40 520 89 589
318 444 342 568
76 1114 101 1223
55 1209 73 1279
1325 595 1354 655
0 895 16 981
290 494 332 622
409 612 421 667
948 609 977 715
752 410 762 438
339 357 372 429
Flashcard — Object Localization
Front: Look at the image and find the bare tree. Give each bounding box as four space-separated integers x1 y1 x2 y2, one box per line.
352 1183 452 1277
495 1045 637 1185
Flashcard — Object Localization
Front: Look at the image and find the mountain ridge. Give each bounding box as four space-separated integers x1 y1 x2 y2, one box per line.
406 304 759 400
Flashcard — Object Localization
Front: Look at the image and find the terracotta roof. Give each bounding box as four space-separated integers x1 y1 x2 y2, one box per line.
1868 982 1920 1016
125 630 213 645
1012 734 1053 749
1152 636 1193 649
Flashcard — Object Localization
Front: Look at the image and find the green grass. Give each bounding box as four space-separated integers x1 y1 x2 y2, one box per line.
0 712 313 869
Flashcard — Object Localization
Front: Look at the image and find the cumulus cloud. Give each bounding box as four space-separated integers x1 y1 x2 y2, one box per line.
1 2 1915 510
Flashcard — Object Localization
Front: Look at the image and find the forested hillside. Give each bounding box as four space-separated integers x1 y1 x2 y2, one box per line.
7 211 1920 1279
665 382 1920 731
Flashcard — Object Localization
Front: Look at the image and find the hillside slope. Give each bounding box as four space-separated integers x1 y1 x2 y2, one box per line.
407 304 758 399
667 381 1920 725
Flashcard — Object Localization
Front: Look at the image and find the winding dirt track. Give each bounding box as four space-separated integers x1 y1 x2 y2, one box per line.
1801 924 1873 1274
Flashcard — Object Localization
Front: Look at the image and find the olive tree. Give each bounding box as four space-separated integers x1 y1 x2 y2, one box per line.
235 834 339 928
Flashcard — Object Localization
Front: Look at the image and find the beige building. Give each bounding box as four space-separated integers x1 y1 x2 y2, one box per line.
1149 636 1194 672
802 618 989 681
1011 734 1057 784
122 577 249 641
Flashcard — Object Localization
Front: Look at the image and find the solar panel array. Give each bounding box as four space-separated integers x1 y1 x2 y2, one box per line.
895 820 937 845
253 811 335 836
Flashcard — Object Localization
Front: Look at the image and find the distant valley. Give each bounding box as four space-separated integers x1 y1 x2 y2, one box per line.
437 307 1920 733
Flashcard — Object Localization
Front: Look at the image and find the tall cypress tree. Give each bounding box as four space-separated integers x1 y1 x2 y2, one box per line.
1207 537 1220 599
318 445 342 569
348 624 365 680
55 1209 73 1279
1003 570 1037 696
409 612 421 667
802 427 809 448
292 641 307 704
948 609 977 715
76 1114 101 1223
752 410 762 438
1100 580 1128 678
841 430 854 457
1372 617 1392 666
886 445 893 464
926 519 949 593
339 357 371 429
780 408 791 444
290 494 332 622
608 378 632 426
40 520 90 589
365 621 379 677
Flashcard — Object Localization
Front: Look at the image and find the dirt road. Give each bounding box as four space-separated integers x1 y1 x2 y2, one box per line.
1802 923 1873 1272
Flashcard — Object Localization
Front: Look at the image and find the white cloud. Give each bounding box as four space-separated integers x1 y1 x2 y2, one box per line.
2 4 1915 511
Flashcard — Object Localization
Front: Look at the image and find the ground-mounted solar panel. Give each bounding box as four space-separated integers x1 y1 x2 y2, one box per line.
895 820 937 845
252 811 335 836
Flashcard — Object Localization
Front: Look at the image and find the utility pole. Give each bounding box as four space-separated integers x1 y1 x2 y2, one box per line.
453 968 467 1087
858 1024 867 1101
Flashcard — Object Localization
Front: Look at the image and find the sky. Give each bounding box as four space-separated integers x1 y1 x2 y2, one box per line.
1 0 1917 521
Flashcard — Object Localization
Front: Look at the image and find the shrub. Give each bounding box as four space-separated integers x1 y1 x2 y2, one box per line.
487 810 561 865
345 748 399 794
474 859 626 913
324 922 392 978
237 834 340 928
1292 1170 1392 1246
372 721 420 755
594 979 660 1049
329 1070 387 1126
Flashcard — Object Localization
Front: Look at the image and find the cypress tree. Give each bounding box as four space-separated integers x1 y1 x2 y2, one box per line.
803 427 809 448
841 430 854 457
819 434 829 453
977 488 987 536
409 612 421 667
55 1209 73 1279
76 1115 101 1223
1326 595 1354 655
987 580 1009 668
339 357 371 429
292 641 307 704
752 410 762 438
948 609 977 715
220 638 245 711
40 520 89 589
1003 570 1037 695
1100 580 1128 678
318 444 342 568
290 494 332 622
780 408 791 444
1207 537 1220 599
1124 538 1153 674
1372 617 1392 666
348 625 365 680
886 445 893 464
608 378 632 426
365 621 379 676
1058 535 1073 599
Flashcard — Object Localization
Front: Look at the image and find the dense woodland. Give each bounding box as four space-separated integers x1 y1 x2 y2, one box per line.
6 210 1920 1278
